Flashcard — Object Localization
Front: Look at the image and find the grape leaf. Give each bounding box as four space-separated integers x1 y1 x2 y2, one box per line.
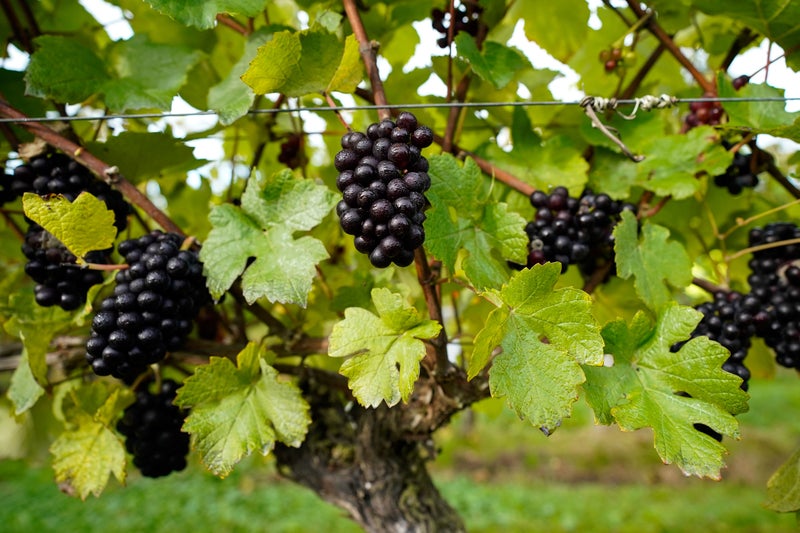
582 305 749 479
200 170 336 306
51 384 129 499
8 345 44 416
208 27 277 125
144 0 269 29
175 342 311 477
103 36 203 111
469 264 604 433
614 210 693 312
455 34 529 90
425 155 528 290
486 108 589 197
766 446 800 512
328 288 442 408
512 0 589 62
692 0 800 69
86 132 203 184
718 76 798 133
242 30 361 97
25 34 202 111
4 291 74 414
25 35 110 104
22 193 117 262
637 127 731 200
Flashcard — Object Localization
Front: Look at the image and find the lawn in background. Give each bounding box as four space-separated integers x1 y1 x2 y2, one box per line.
2 373 799 532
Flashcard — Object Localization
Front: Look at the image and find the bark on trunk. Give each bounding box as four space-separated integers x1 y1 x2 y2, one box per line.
275 371 487 532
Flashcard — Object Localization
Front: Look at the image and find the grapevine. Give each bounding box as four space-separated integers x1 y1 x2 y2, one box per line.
0 1 799 530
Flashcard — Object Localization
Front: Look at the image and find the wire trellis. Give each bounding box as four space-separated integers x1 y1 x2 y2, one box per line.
0 95 797 124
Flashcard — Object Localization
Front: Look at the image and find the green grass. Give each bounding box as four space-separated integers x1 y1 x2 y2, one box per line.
2 374 800 532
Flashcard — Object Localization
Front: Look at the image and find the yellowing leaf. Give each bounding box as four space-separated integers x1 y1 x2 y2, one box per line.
51 414 126 499
328 288 442 407
175 342 311 478
327 34 362 93
50 384 130 499
242 29 359 97
22 192 117 262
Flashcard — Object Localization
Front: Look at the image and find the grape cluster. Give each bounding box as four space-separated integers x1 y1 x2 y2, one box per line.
746 223 800 369
431 2 483 48
683 92 724 131
11 153 130 230
21 225 108 310
10 153 130 310
599 48 624 74
520 187 635 274
278 133 304 170
117 379 190 478
713 146 759 195
672 291 755 390
86 231 209 381
334 112 432 268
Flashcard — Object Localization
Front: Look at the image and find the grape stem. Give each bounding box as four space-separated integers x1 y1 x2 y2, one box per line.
625 0 715 94
0 100 184 236
215 13 250 35
414 247 450 373
354 88 536 196
342 0 391 121
692 276 726 295
726 237 800 263
323 92 351 131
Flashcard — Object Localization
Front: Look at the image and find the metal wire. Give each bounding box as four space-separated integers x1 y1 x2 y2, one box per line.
0 96 798 124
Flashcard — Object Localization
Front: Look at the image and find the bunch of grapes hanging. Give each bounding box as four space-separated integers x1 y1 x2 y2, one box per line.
334 112 433 268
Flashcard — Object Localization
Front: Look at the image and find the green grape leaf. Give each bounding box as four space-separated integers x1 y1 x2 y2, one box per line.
25 35 202 111
25 35 110 103
582 305 749 479
22 193 117 262
425 155 528 290
455 34 529 90
8 346 45 416
614 210 693 312
486 109 589 197
175 342 311 478
469 264 604 433
4 291 75 414
719 77 798 133
208 27 276 125
765 446 800 512
242 30 360 97
200 170 336 306
51 385 129 499
692 0 800 69
103 36 203 111
513 0 589 62
328 288 442 408
86 132 203 184
144 0 269 29
637 127 730 199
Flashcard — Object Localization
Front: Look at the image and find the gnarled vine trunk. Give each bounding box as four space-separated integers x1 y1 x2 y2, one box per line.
275 370 488 532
